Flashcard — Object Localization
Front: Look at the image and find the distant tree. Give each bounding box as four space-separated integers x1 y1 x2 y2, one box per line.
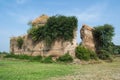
114 45 120 54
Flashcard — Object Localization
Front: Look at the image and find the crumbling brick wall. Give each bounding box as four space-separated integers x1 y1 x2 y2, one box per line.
10 15 77 57
10 35 77 57
80 24 96 51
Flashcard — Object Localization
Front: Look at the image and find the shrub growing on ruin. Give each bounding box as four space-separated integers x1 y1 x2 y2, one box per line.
57 52 73 62
17 37 24 49
28 15 78 48
28 26 45 42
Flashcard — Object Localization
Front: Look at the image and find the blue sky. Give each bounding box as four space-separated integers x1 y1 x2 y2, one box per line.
0 0 120 52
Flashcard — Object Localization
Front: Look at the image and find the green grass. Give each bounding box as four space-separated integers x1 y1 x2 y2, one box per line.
51 57 120 80
0 59 75 80
0 57 120 80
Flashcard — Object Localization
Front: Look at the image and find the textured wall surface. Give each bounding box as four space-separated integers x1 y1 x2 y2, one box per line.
10 15 97 57
10 35 77 57
10 15 77 57
80 24 96 51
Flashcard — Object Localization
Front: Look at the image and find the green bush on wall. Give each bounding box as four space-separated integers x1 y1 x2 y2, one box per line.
28 15 78 48
17 37 24 49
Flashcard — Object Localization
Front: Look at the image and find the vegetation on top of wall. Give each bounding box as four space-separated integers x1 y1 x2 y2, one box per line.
17 37 24 49
28 26 45 42
28 15 78 48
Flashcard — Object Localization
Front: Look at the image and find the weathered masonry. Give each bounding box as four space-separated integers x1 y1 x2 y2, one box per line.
10 15 77 57
10 14 96 57
80 24 96 51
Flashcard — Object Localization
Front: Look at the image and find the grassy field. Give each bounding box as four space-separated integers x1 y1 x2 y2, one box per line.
50 57 120 80
0 57 120 80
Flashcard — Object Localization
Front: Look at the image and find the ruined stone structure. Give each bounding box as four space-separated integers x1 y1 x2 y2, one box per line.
80 24 96 51
10 15 77 57
32 14 49 27
10 14 97 57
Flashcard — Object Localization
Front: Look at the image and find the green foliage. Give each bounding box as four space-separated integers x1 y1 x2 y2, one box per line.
113 45 120 55
17 55 30 59
97 50 112 60
42 56 53 63
89 51 98 60
28 26 45 42
57 53 73 62
28 15 78 48
75 46 97 60
75 46 90 60
93 24 115 60
45 15 77 41
106 44 120 55
93 24 114 51
4 54 42 62
17 37 24 49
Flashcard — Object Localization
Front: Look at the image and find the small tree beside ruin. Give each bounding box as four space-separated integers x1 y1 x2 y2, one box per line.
93 24 115 60
94 24 114 51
